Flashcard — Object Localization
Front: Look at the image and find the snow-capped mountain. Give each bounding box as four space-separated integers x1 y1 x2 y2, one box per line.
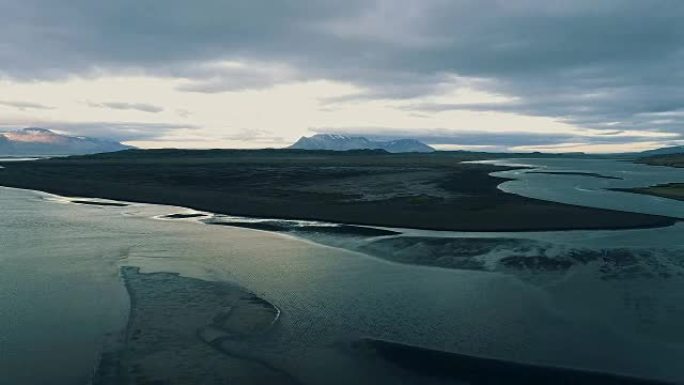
0 128 132 155
289 134 435 153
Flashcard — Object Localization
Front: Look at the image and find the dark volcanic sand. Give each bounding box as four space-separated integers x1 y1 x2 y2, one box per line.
209 220 400 237
161 213 208 219
71 200 129 207
0 149 676 231
357 339 675 385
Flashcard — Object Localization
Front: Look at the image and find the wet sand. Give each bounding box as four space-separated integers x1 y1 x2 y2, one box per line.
355 236 684 280
71 199 129 207
94 267 298 385
96 263 683 385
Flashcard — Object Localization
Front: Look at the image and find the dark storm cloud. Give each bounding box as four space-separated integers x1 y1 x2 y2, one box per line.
0 100 54 110
174 63 303 93
2 0 684 143
88 101 164 113
0 121 197 141
54 122 196 141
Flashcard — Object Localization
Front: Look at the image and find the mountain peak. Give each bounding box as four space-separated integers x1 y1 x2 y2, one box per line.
20 127 55 134
314 134 352 140
289 134 435 153
0 127 133 156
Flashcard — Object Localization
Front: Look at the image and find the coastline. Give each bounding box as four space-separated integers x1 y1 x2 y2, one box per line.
11 185 684 285
2 183 679 236
0 150 678 232
612 155 684 202
5 185 684 385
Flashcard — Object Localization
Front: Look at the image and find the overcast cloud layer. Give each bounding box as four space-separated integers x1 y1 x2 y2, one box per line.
1 0 683 151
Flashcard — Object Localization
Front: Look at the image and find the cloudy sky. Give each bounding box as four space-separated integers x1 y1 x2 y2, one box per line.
1 0 683 152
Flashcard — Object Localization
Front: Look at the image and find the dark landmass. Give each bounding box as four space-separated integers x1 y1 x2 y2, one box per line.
71 199 129 207
616 153 684 201
95 267 296 385
526 171 622 180
161 213 208 219
636 153 684 168
613 184 684 202
0 149 676 231
358 339 675 385
209 220 400 237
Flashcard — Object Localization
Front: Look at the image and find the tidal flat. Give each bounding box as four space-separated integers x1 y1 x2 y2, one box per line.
94 267 296 385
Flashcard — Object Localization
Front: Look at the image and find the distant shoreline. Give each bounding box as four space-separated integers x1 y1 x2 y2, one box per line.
612 184 684 202
614 154 684 202
0 150 677 232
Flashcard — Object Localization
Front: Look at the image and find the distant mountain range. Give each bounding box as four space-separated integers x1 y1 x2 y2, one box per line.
638 145 684 157
289 134 435 153
0 128 132 156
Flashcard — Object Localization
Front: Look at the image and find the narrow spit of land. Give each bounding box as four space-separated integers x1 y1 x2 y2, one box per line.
617 153 684 201
614 184 684 202
0 149 677 231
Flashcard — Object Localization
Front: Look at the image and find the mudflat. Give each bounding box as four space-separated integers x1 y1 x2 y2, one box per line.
94 267 295 385
0 149 676 231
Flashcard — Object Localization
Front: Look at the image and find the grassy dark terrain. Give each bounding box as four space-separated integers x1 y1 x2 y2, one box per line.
637 153 684 168
0 149 676 231
616 153 684 201
615 184 684 202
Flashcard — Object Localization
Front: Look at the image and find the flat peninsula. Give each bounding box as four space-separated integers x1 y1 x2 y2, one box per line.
0 149 676 231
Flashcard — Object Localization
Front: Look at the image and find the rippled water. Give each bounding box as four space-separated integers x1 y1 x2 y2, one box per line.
1 158 684 384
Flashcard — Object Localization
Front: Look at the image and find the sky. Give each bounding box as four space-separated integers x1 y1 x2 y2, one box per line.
1 0 683 153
